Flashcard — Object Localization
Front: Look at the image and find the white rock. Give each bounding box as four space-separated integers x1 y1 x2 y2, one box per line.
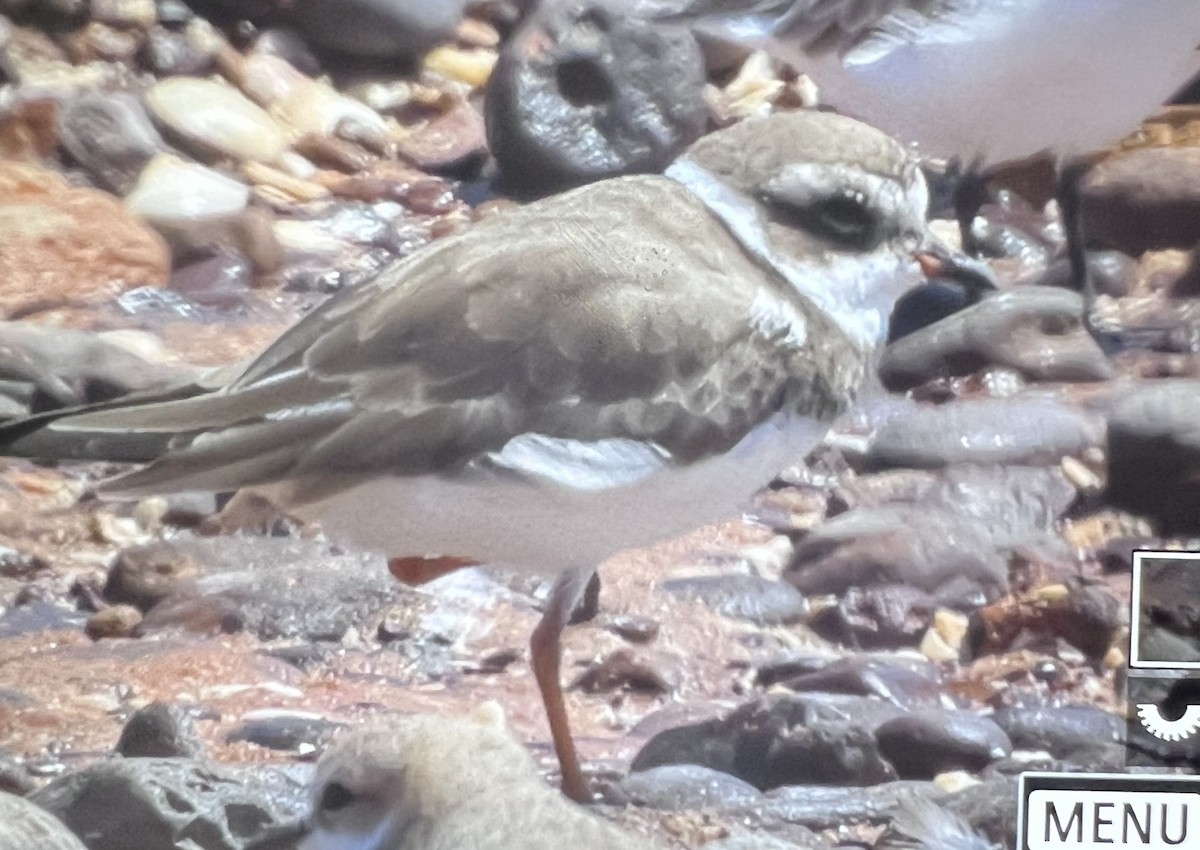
145 77 287 163
126 154 249 247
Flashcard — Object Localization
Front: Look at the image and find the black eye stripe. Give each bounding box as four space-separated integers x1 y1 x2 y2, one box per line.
320 782 355 813
760 189 883 251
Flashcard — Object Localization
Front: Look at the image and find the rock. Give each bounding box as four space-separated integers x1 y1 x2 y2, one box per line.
606 614 659 644
880 288 1113 391
395 98 487 174
807 584 937 650
63 21 140 64
252 27 320 76
486 1 707 195
0 751 34 796
1082 146 1200 255
1034 250 1134 298
571 649 673 695
90 0 156 28
132 537 407 642
138 23 214 75
1105 379 1200 532
144 77 287 163
125 154 250 252
0 162 169 317
849 396 1104 471
787 505 1007 600
616 765 762 810
287 0 467 61
85 604 142 639
0 791 87 850
114 702 204 758
968 580 1123 662
168 247 253 308
992 704 1122 762
226 711 343 754
772 657 945 710
105 541 206 611
58 92 165 194
631 692 906 790
30 758 307 850
660 574 807 625
875 711 1011 779
733 781 942 832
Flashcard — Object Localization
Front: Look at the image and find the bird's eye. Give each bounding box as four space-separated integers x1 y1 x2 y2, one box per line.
320 782 356 813
762 189 882 251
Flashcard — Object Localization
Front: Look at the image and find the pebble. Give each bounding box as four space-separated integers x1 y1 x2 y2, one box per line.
875 711 1011 779
0 162 169 317
144 76 287 163
660 574 807 626
115 701 204 758
125 154 250 250
139 23 214 75
0 792 87 850
571 649 673 695
991 704 1122 762
486 1 707 194
85 604 143 639
90 0 157 28
1082 145 1200 255
1105 379 1200 532
880 288 1113 391
287 0 467 61
617 765 762 810
58 92 165 193
395 98 487 174
226 713 343 754
30 759 307 850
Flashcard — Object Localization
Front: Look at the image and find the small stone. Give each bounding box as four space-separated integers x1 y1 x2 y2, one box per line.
1082 146 1200 255
105 541 205 611
138 24 213 75
126 154 250 251
395 98 486 174
115 702 204 758
227 711 343 753
287 0 468 61
0 792 87 850
618 765 761 810
90 0 156 28
252 27 321 76
85 604 143 639
59 92 165 193
875 711 1011 779
607 614 659 644
0 162 169 317
661 574 807 626
144 76 287 163
63 21 141 64
571 649 673 695
0 99 58 162
486 1 707 194
423 44 496 89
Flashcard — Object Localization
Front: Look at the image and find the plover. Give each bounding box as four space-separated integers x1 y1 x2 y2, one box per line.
2 109 934 801
0 792 88 850
299 703 661 850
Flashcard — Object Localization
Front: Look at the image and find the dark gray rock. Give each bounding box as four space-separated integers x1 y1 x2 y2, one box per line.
659 574 807 625
631 692 905 790
734 781 942 832
133 537 404 642
139 25 214 76
881 288 1113 391
806 584 936 650
486 1 707 195
0 750 33 796
30 759 308 850
616 764 762 810
992 704 1122 762
875 710 1011 779
0 792 87 850
850 396 1104 471
944 776 1020 849
1081 145 1200 255
288 0 466 60
115 702 203 759
1105 379 1200 533
226 713 344 753
59 93 166 194
773 657 945 710
1035 250 1134 298
786 504 1007 600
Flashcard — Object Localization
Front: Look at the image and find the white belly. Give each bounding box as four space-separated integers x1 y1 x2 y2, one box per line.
267 412 828 575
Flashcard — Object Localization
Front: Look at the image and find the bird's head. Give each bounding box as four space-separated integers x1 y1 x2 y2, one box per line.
299 704 533 850
666 109 933 349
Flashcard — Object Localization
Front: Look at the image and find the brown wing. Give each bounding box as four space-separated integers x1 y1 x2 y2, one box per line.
25 176 852 496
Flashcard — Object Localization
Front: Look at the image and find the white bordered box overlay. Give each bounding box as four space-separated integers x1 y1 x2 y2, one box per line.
1131 550 1200 670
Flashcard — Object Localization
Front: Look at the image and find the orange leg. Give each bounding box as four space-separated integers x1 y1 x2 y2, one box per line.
530 566 595 803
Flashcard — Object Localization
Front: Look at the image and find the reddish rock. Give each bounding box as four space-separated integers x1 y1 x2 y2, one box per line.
0 163 169 317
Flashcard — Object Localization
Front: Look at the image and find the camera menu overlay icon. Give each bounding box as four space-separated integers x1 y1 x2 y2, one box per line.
1130 550 1200 669
1019 774 1200 850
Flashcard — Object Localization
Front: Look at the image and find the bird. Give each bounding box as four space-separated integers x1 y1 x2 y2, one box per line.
672 0 1200 167
0 108 935 802
297 703 662 850
0 792 88 850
